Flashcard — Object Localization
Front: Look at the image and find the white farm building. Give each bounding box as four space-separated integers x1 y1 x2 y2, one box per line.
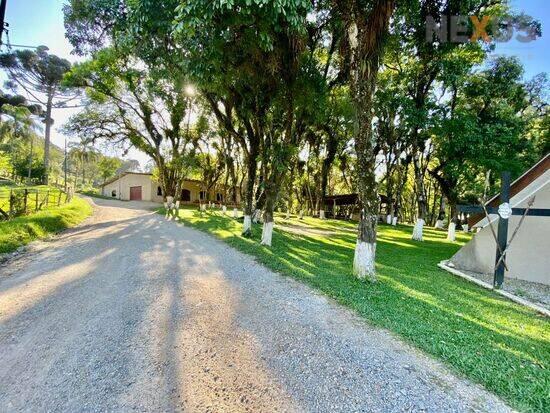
100 172 240 205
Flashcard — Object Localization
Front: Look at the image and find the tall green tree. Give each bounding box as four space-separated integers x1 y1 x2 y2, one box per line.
174 0 319 243
0 104 42 182
63 48 198 200
332 0 395 280
0 48 77 184
386 0 540 240
97 156 122 182
430 56 540 234
68 140 100 189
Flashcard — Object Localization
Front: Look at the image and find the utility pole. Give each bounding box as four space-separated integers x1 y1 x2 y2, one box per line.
0 0 7 46
64 138 68 192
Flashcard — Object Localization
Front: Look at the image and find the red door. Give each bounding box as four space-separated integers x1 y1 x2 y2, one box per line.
130 186 142 201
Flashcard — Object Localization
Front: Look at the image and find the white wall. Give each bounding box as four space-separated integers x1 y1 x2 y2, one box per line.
101 174 152 201
450 172 550 285
102 174 241 205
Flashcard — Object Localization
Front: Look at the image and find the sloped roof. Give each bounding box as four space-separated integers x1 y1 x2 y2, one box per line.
469 153 550 227
100 172 153 188
100 172 220 188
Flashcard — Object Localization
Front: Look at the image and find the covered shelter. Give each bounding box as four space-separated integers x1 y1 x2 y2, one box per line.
323 193 394 221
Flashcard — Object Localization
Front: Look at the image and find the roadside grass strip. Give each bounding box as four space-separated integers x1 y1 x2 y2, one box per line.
0 197 92 254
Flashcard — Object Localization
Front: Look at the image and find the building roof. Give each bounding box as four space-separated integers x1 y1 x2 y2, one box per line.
100 172 153 188
469 153 550 227
100 172 224 189
323 193 393 206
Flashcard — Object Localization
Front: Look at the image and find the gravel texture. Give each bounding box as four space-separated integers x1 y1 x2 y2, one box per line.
458 268 550 311
0 197 512 412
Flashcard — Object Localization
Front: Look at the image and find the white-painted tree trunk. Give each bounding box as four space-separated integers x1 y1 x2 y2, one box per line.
447 222 456 241
299 210 304 219
201 203 206 212
462 224 469 233
222 205 227 215
386 214 392 224
353 241 376 281
233 208 238 218
320 210 326 220
392 216 398 226
243 215 252 234
412 219 425 241
286 210 290 220
435 219 445 229
261 222 274 246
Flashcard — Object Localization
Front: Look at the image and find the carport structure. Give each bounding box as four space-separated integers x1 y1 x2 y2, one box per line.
323 193 394 220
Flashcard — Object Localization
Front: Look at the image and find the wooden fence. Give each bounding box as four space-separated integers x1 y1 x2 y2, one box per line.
0 188 73 221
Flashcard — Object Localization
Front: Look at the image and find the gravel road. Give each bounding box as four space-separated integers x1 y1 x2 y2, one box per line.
0 197 512 412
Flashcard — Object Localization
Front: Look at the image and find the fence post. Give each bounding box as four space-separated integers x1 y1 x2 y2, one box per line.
58 190 62 206
45 190 50 208
35 191 39 212
9 189 13 217
23 189 28 215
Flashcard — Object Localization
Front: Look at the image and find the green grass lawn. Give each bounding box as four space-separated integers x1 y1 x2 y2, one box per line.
0 196 92 254
169 206 549 413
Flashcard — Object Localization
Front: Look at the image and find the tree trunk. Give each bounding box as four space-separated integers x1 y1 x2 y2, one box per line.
435 195 446 229
43 95 53 185
447 200 458 241
346 0 395 280
393 159 409 226
386 168 394 224
320 131 338 219
412 153 427 241
27 135 34 184
260 183 277 246
242 140 259 237
82 160 85 189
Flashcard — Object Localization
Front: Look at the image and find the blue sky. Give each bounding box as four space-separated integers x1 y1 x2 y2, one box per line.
2 0 549 166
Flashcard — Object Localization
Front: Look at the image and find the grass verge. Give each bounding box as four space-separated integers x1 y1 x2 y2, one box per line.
0 197 92 254
168 206 549 413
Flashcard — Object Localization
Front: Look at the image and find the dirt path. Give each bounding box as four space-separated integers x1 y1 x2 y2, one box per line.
0 197 511 412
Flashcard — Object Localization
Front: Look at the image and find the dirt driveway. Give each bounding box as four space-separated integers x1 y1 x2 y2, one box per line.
0 197 511 412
